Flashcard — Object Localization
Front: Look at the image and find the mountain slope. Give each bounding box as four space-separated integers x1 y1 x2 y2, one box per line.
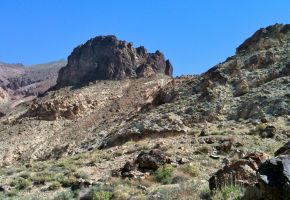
0 24 289 199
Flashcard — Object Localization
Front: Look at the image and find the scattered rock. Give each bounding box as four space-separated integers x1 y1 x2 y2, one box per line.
178 157 190 164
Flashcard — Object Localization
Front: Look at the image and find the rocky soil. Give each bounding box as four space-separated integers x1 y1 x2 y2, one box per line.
0 24 289 199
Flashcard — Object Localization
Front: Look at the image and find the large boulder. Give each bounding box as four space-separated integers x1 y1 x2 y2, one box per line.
56 35 173 88
209 152 269 190
136 149 172 171
257 155 290 200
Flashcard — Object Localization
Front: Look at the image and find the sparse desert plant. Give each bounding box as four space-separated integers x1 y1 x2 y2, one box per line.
86 184 113 200
196 145 212 154
171 171 191 184
154 164 175 184
58 176 77 187
256 123 267 132
180 163 200 177
211 185 245 200
53 190 74 200
48 181 62 190
10 177 32 190
75 170 89 180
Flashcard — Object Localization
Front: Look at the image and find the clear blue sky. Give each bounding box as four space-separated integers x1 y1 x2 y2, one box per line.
0 1 289 76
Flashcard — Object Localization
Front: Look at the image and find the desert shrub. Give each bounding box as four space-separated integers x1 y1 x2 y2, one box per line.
171 171 191 184
196 145 212 154
6 188 19 197
18 172 31 179
150 180 203 200
211 185 244 200
31 170 57 184
53 190 74 200
48 181 62 190
74 170 89 180
86 184 113 200
154 164 175 184
180 164 200 177
58 176 77 187
256 123 267 132
10 177 32 190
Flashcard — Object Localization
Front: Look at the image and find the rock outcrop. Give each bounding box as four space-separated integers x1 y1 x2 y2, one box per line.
56 35 173 88
209 152 269 190
257 154 290 200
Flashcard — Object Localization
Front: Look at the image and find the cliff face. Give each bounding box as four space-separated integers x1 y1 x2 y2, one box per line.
56 36 173 88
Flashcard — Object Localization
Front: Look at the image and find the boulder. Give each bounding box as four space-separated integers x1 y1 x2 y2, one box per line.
119 149 172 179
136 149 172 171
260 125 276 138
257 155 290 199
209 152 268 190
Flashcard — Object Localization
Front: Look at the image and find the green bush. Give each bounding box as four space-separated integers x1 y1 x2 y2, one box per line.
180 164 200 177
196 145 212 154
10 177 32 190
154 164 175 184
48 181 62 190
211 185 244 200
75 171 89 180
93 191 113 200
86 184 113 200
58 176 77 187
53 190 74 200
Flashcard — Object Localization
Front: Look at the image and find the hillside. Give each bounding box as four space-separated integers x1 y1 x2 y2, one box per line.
0 24 289 199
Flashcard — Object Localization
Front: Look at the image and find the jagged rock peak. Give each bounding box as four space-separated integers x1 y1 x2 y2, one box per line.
56 35 173 88
237 23 290 54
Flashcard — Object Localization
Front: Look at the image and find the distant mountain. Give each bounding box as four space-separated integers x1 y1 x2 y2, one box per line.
0 60 66 112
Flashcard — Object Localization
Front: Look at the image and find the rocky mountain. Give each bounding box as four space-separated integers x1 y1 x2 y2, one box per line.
0 60 66 113
0 24 289 199
55 35 173 88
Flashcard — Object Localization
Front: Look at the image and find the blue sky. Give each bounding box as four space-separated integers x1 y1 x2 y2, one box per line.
0 1 289 76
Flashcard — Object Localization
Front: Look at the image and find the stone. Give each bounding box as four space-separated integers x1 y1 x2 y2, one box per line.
178 157 190 164
136 149 171 171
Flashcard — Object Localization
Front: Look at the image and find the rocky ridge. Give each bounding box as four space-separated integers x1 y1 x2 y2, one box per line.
56 35 173 88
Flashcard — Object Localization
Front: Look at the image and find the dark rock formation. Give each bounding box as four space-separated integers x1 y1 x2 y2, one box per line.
136 149 172 171
209 152 268 190
257 155 290 199
275 141 290 157
56 35 173 88
119 149 172 178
